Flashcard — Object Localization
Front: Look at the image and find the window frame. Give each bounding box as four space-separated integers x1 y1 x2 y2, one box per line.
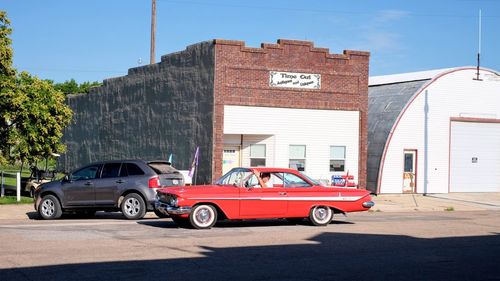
289 145 306 171
249 144 266 167
329 145 346 172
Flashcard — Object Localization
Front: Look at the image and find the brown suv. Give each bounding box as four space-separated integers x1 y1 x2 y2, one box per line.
34 160 184 219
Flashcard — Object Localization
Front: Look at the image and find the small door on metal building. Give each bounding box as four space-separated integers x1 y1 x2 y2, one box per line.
403 150 417 193
222 146 240 175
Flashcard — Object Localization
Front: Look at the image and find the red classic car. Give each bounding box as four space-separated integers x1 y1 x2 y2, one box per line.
155 167 374 229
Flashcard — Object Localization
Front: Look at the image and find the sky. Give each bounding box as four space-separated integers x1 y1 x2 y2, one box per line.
2 0 500 83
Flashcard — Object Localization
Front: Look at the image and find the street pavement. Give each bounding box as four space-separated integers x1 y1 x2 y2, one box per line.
1 192 499 221
0 193 500 281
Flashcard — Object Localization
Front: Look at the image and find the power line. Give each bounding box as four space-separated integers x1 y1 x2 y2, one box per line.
159 0 500 19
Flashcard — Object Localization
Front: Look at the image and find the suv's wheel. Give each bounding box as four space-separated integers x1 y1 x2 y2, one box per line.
309 206 333 226
38 195 62 220
189 204 217 229
121 193 146 220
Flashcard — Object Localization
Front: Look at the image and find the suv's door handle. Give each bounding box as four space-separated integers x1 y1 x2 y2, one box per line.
84 181 93 186
279 192 287 196
116 179 125 184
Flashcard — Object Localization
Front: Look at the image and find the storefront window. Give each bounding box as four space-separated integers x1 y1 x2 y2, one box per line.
330 146 346 172
289 145 306 171
250 144 266 167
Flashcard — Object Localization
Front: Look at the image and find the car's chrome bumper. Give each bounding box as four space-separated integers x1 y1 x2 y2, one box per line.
155 201 192 215
362 201 375 208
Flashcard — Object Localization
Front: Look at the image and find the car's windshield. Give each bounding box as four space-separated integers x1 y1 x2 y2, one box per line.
216 168 252 186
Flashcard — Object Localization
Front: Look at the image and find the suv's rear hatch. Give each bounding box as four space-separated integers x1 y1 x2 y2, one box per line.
148 161 184 187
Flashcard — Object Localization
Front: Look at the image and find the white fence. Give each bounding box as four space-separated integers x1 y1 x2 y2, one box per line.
0 171 21 202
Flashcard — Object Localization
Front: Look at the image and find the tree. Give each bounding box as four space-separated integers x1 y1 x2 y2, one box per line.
0 10 16 164
53 79 101 95
12 72 73 164
53 78 79 95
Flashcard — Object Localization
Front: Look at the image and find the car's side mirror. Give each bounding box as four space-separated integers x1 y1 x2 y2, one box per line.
62 175 71 183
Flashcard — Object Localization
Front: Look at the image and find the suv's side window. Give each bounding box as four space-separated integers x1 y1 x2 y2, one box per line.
124 163 145 176
71 165 100 181
101 163 122 178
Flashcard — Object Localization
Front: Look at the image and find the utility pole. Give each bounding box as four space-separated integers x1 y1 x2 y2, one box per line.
150 0 156 64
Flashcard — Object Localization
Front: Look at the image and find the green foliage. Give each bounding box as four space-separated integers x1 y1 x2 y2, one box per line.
53 79 101 95
12 72 73 164
0 11 16 165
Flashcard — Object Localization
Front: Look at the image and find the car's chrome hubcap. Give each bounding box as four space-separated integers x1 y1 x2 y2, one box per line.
124 198 140 216
315 208 327 220
42 200 55 216
196 208 211 224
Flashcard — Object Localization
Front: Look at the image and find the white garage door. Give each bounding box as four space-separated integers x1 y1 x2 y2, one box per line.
450 121 500 192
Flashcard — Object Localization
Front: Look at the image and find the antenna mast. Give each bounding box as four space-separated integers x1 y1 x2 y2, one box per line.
475 9 482 80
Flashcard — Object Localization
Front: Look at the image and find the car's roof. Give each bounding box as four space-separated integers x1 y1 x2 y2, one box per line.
85 159 170 165
247 167 302 174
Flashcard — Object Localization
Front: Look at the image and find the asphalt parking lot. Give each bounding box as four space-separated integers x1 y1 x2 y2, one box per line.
0 196 500 281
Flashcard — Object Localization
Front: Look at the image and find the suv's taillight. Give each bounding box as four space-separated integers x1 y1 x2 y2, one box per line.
148 176 161 188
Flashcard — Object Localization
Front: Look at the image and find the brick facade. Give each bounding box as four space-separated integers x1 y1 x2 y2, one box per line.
213 39 369 188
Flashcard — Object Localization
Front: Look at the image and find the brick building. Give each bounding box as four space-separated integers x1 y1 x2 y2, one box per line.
61 39 370 187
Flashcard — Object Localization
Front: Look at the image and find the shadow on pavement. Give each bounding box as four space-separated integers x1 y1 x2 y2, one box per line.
138 218 355 229
2 232 499 281
137 220 180 229
26 211 162 221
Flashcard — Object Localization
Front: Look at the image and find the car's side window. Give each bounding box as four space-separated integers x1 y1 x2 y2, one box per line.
71 165 100 181
125 163 145 176
244 174 260 187
101 163 122 178
283 173 312 188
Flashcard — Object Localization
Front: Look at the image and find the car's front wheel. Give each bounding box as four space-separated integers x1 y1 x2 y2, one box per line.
309 206 333 226
38 195 62 220
121 193 146 220
189 204 217 229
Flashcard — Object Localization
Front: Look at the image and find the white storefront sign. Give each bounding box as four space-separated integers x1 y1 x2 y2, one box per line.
269 71 321 89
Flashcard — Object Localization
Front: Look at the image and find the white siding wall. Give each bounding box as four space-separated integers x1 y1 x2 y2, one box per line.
224 106 360 181
380 69 500 193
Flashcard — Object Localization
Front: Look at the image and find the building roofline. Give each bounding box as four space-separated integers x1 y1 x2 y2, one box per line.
369 67 457 86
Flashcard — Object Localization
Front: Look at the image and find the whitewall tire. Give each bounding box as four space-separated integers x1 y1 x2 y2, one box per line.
309 206 333 226
189 204 217 229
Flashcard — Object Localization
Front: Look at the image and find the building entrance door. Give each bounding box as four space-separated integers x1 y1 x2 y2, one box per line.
403 150 417 193
223 146 240 175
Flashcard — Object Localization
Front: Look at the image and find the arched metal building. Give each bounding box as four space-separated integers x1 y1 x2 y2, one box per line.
368 67 500 194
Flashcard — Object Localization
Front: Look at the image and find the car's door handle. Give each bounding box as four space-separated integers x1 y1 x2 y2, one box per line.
116 179 125 184
84 181 93 186
279 192 287 196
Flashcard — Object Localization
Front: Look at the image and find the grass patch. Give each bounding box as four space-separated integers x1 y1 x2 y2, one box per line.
444 206 455 211
0 196 33 205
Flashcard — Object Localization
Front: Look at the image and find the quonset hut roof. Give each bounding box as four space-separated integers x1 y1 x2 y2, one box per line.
366 68 453 193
